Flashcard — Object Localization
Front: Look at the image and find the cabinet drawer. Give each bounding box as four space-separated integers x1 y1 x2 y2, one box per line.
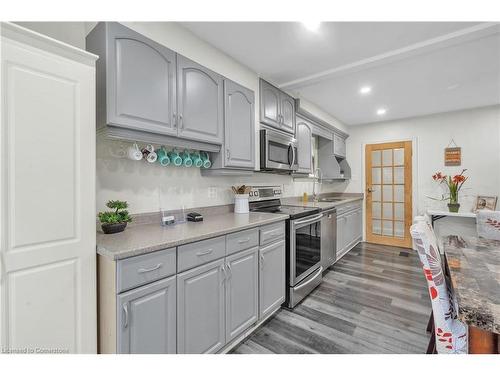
337 201 362 215
117 248 176 293
177 236 226 273
259 222 285 246
226 228 259 256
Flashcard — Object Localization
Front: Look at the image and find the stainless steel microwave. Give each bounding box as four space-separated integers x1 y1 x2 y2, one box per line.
259 128 298 172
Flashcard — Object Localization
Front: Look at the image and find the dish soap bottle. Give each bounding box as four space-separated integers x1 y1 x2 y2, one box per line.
302 192 308 204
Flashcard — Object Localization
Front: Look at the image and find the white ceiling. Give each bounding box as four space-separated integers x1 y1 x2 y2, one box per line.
181 22 500 125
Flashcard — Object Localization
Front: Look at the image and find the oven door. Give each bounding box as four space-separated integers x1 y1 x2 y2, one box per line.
289 213 323 286
260 129 298 171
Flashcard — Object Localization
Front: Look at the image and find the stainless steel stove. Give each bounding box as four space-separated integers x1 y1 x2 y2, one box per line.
249 186 323 308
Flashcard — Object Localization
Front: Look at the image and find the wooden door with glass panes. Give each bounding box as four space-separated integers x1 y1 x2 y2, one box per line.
365 141 412 248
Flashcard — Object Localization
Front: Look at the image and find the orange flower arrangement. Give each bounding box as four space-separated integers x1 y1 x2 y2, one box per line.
431 169 468 208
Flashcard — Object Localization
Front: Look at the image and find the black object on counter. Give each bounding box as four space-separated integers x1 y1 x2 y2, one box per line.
187 212 203 222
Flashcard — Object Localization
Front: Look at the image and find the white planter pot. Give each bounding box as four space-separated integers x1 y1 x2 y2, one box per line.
234 194 249 214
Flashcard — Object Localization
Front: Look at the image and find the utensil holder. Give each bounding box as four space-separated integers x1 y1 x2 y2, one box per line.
234 194 249 214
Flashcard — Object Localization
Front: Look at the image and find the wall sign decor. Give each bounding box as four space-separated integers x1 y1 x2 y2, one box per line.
444 139 461 166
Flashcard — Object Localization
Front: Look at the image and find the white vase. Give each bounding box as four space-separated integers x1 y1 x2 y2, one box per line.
234 194 249 214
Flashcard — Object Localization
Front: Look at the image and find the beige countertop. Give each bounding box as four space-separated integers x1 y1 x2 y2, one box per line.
97 211 289 260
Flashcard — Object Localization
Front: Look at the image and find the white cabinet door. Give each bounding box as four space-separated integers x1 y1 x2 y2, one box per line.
117 276 176 354
336 214 347 259
225 247 258 342
259 240 285 319
0 24 97 353
177 259 225 353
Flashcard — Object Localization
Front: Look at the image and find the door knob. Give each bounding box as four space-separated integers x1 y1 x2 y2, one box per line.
367 187 374 193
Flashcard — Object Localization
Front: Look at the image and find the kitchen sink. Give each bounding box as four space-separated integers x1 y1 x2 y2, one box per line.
318 197 345 202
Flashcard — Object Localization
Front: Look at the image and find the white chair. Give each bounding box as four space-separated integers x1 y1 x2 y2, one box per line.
410 220 468 354
476 210 500 240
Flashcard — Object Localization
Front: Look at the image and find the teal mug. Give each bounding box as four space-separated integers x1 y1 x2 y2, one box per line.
181 150 193 167
201 152 211 169
168 150 182 166
191 152 203 168
157 147 170 166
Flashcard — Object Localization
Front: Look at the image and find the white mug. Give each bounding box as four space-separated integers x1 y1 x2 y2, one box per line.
127 143 143 161
146 150 157 163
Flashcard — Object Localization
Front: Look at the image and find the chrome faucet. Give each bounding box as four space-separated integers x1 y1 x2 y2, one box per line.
312 167 323 202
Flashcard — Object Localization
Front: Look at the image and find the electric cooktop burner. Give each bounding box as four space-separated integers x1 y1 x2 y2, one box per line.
252 204 320 220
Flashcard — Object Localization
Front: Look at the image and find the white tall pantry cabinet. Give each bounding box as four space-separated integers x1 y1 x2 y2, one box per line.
0 23 98 353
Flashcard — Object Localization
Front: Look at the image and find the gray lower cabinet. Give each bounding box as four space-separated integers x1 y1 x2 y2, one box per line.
177 54 224 145
222 79 255 169
177 258 225 354
259 239 286 318
117 275 176 354
336 203 363 261
87 22 177 136
225 247 259 342
295 118 313 174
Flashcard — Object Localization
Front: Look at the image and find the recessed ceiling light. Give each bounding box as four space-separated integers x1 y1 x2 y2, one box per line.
376 108 387 116
360 86 372 95
302 21 321 32
446 83 460 90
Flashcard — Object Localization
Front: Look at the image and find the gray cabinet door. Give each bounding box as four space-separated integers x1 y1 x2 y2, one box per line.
333 133 346 158
105 22 177 135
225 247 258 342
259 239 285 319
259 79 281 129
177 258 225 354
177 54 223 144
337 214 346 258
117 276 176 354
224 80 255 169
296 120 313 174
279 93 296 134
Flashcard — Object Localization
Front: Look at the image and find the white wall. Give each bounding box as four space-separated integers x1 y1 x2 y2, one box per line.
346 105 500 238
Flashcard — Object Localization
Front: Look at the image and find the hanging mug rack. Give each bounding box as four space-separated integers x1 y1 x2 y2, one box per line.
118 141 211 169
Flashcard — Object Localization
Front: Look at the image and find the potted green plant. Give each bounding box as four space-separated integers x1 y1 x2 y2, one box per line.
98 200 132 234
431 169 468 212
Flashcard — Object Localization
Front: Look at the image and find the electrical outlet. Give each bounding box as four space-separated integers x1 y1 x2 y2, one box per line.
208 186 217 199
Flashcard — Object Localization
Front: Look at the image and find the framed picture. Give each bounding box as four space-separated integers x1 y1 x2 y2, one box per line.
474 196 498 212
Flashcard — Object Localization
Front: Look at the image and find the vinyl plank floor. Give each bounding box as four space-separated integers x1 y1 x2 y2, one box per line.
230 242 431 354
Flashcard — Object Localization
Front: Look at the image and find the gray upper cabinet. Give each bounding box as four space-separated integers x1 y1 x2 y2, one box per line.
177 55 224 145
225 247 259 342
223 80 255 169
280 93 296 134
117 276 176 354
296 118 313 174
259 239 286 319
87 22 177 135
177 258 225 354
259 79 295 134
259 79 281 129
333 133 346 158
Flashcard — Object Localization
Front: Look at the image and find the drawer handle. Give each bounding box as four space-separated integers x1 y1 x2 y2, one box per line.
196 248 214 256
263 229 281 237
137 263 163 273
237 237 251 244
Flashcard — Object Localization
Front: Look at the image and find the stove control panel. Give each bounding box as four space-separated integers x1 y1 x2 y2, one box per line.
248 185 283 201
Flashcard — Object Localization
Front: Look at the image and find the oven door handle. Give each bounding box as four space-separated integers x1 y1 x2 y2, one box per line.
293 213 323 226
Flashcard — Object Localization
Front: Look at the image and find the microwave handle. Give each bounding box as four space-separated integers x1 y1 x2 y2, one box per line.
291 144 296 168
287 143 293 167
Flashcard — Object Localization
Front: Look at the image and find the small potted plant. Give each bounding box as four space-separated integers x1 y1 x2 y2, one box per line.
98 200 132 234
431 169 468 212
